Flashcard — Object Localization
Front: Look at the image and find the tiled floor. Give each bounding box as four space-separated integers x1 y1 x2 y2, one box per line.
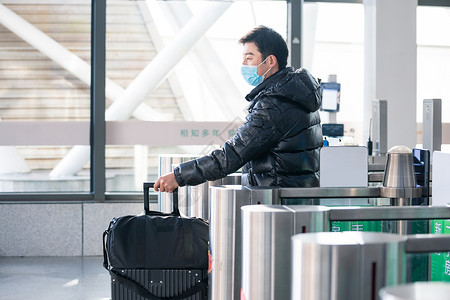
0 256 111 300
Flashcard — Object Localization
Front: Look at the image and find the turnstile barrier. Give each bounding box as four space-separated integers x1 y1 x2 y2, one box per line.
208 185 281 300
241 205 330 300
291 231 450 300
209 185 450 300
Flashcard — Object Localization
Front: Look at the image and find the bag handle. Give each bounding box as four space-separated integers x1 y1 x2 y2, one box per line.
110 268 207 300
143 182 180 216
172 188 180 216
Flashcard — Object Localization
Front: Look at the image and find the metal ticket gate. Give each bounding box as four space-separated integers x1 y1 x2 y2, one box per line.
209 185 280 300
240 205 330 300
291 231 450 300
240 203 450 300
209 145 445 300
209 185 450 300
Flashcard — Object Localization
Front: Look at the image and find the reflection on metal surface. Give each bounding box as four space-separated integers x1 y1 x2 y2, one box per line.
380 187 422 199
329 206 450 221
368 154 387 172
383 146 416 188
286 197 392 206
158 154 197 215
405 234 450 253
381 146 422 236
290 231 450 300
369 172 384 182
279 186 381 198
189 174 241 220
209 185 252 300
249 186 280 205
159 156 241 219
241 205 329 300
221 173 241 185
206 185 450 300
188 179 218 220
291 232 407 300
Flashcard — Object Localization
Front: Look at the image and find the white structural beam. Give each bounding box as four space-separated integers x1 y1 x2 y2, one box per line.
105 2 232 121
0 3 165 121
50 2 231 177
155 0 246 121
363 0 417 149
0 3 168 175
137 1 195 121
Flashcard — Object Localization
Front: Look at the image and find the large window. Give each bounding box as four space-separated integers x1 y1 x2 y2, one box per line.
303 2 364 142
102 0 288 193
0 0 448 197
0 0 288 196
305 1 450 149
0 0 91 193
417 5 450 129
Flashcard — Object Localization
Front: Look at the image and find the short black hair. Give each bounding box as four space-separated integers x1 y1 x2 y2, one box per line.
239 25 289 70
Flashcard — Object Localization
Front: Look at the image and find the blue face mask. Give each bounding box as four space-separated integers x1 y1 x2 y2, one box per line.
241 57 271 86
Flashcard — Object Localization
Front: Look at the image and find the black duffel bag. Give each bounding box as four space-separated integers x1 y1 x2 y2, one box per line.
103 183 209 300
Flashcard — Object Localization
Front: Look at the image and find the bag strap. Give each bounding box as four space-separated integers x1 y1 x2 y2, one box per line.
136 216 146 267
103 218 118 270
102 230 109 270
183 220 195 268
110 268 207 300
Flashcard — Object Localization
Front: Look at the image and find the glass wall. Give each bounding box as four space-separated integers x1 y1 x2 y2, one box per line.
303 2 364 143
305 2 450 149
417 4 450 144
0 0 91 193
104 0 287 193
0 0 448 195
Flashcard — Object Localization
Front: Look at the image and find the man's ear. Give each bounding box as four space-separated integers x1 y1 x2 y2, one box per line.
268 54 278 68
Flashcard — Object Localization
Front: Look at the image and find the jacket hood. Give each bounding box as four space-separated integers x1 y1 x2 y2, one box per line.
246 67 322 112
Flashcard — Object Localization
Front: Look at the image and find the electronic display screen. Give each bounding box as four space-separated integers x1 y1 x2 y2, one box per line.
322 123 344 137
320 82 341 112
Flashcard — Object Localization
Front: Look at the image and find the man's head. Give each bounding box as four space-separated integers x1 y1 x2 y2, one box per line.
239 26 289 71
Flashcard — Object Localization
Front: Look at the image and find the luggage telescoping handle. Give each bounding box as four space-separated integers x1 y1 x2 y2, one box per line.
143 182 180 216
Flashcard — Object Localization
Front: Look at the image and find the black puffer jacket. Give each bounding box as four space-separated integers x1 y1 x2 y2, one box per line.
174 67 322 187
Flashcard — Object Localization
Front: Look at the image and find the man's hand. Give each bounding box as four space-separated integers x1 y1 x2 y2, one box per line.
154 172 179 193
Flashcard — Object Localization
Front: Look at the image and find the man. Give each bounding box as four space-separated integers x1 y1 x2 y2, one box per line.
154 25 322 192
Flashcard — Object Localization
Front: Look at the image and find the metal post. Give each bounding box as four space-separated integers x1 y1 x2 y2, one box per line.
423 98 442 158
287 0 303 69
209 185 252 300
91 0 106 200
